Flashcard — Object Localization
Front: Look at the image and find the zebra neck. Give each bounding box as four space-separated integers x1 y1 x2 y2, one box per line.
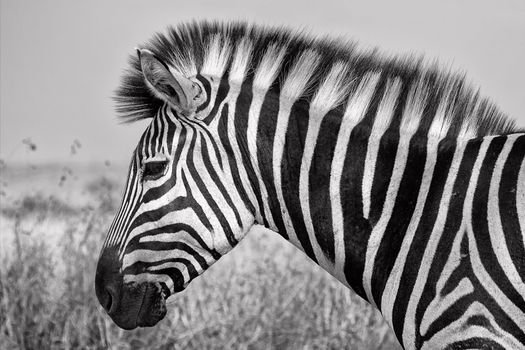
238 82 476 302
231 77 524 307
239 83 441 298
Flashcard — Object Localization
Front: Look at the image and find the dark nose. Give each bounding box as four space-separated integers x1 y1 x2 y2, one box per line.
95 247 122 316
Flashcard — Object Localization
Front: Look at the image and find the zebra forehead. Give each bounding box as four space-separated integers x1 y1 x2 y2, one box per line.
115 20 518 138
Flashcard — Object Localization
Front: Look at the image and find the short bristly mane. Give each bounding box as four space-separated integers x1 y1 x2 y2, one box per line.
115 20 518 139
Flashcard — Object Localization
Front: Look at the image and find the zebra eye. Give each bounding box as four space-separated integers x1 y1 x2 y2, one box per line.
142 160 168 181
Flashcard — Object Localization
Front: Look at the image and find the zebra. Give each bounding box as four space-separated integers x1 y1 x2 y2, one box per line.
95 21 525 349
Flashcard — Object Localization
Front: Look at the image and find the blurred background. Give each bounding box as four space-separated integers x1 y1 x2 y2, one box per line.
1 0 524 349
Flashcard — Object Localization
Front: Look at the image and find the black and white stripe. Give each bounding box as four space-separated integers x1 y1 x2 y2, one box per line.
97 21 525 349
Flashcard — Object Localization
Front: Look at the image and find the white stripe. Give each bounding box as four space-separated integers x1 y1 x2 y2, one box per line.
123 247 204 269
463 138 525 330
401 137 478 347
362 137 414 307
114 160 143 251
121 199 213 259
329 72 381 284
420 301 524 350
138 225 210 248
160 114 170 154
105 160 138 247
421 278 473 336
223 53 260 230
517 145 525 244
381 138 453 329
181 166 232 255
427 83 454 140
115 122 185 253
362 78 402 219
280 49 319 100
487 135 525 299
124 271 181 288
381 128 457 329
201 34 231 78
229 37 252 83
362 80 427 308
246 44 287 227
271 50 320 246
199 95 255 232
298 63 347 268
190 132 243 244
419 229 470 334
246 92 276 228
253 43 286 89
113 125 158 248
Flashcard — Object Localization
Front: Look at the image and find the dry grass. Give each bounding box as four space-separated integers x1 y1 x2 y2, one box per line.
0 170 401 349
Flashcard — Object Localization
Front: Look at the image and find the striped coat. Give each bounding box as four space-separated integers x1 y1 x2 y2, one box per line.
95 21 525 349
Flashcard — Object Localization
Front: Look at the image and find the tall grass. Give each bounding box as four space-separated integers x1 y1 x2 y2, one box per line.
0 173 400 349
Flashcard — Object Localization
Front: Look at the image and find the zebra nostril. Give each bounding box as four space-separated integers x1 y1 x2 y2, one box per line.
95 247 122 316
104 285 119 315
95 266 121 315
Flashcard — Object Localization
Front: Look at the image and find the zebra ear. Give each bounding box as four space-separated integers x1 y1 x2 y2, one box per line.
137 48 195 113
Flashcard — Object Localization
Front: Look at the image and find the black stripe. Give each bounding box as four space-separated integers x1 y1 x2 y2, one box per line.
256 88 292 242
470 136 525 311
115 157 143 249
392 139 480 340
180 170 214 233
218 99 256 215
280 98 317 260
124 258 199 282
203 74 229 125
127 196 192 233
155 268 186 292
141 121 186 203
420 231 525 346
308 106 344 262
370 130 433 308
130 222 220 259
234 77 268 225
195 74 211 113
165 109 176 150
499 135 525 280
126 241 208 270
341 76 385 300
200 135 244 230
184 130 238 247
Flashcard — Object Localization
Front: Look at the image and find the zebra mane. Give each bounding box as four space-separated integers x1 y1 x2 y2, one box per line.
115 20 518 139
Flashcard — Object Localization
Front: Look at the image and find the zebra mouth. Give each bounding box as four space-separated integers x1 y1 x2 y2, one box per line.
106 281 169 330
134 282 169 328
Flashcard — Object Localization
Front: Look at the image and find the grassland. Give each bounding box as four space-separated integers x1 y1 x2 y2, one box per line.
0 163 400 349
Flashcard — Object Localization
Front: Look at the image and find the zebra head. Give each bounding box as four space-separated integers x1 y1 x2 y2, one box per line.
95 48 256 329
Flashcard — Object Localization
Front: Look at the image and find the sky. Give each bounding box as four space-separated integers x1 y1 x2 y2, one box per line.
1 0 524 165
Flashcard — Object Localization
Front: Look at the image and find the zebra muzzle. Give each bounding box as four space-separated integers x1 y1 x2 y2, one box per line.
95 252 169 329
102 280 168 330
131 281 169 328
